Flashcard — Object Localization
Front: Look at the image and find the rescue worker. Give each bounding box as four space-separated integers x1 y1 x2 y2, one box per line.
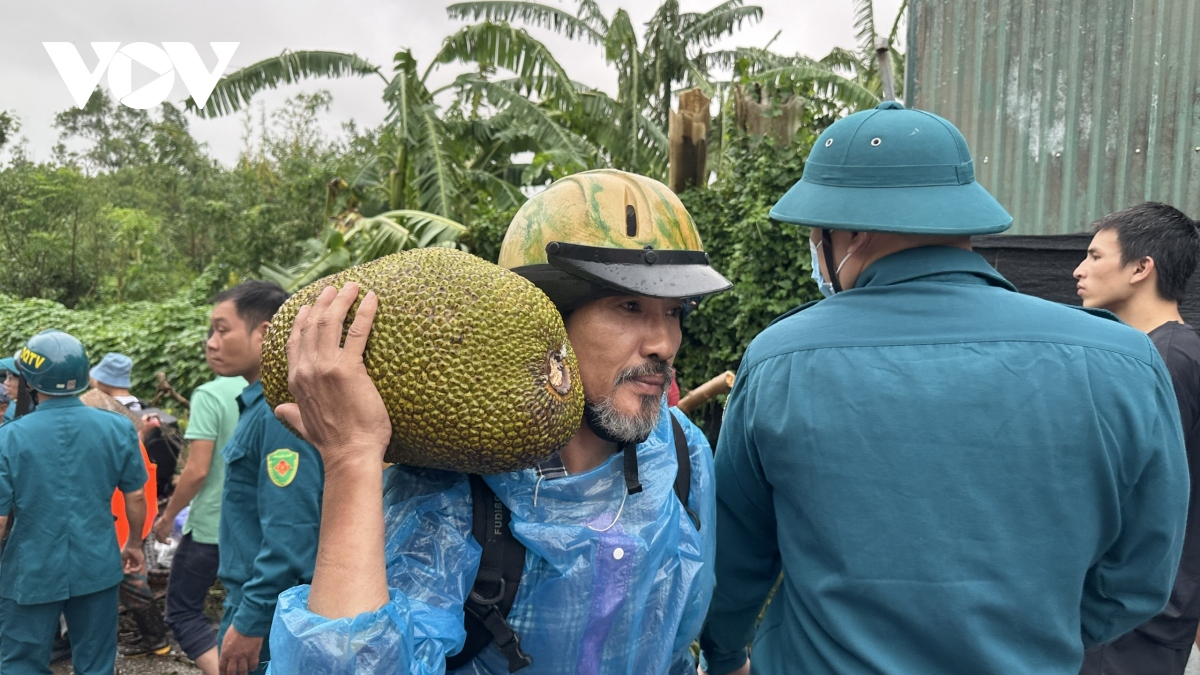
267 169 731 673
209 281 323 675
79 389 169 658
0 329 150 675
697 102 1189 675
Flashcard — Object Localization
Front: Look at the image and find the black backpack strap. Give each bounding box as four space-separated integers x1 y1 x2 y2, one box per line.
670 413 700 530
446 475 532 673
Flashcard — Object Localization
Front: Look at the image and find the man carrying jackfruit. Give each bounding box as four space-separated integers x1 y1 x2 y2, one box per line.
210 281 324 675
266 169 731 674
697 103 1189 675
0 329 150 674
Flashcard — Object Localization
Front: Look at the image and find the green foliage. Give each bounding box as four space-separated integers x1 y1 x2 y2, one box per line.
0 272 217 414
674 129 820 390
261 211 466 291
0 110 17 152
460 198 519 264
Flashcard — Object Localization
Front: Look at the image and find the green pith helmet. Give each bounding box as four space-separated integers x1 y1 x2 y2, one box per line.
0 356 15 376
770 102 1012 235
16 330 90 396
499 169 732 312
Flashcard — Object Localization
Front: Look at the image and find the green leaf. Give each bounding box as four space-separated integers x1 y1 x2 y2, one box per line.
432 23 579 103
447 1 605 44
187 51 385 118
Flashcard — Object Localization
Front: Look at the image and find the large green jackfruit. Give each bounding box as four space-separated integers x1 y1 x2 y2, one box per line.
261 247 584 474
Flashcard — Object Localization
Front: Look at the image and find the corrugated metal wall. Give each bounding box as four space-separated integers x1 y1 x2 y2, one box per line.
906 0 1200 235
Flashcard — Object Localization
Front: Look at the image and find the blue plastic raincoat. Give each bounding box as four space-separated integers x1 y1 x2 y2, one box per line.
268 403 715 674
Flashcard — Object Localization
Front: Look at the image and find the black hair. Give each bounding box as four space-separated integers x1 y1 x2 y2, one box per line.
1092 202 1200 302
210 280 289 330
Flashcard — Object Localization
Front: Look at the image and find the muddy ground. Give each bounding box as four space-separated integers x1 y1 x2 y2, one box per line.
51 650 203 675
46 570 218 675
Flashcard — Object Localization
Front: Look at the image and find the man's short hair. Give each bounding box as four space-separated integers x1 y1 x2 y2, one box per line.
210 281 289 330
1092 202 1200 302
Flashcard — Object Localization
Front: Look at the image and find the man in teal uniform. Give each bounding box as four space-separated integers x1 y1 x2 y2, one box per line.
209 281 323 675
698 103 1189 675
0 329 149 674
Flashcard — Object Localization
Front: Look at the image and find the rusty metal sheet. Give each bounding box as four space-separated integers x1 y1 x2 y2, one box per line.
906 0 1200 235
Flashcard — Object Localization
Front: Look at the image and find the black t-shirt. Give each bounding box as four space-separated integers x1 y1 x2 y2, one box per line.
1141 321 1200 646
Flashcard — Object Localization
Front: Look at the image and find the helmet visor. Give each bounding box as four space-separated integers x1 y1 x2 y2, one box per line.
543 242 732 300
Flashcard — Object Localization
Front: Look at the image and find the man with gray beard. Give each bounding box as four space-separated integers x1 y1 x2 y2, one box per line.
266 170 733 674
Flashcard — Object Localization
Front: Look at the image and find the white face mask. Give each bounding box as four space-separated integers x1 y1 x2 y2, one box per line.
810 239 854 297
810 240 835 298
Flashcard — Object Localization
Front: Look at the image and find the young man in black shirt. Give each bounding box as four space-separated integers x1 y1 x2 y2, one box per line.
1075 201 1200 674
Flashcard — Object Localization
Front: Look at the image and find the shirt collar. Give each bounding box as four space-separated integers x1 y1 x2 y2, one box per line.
32 395 84 410
853 246 1017 292
237 380 263 413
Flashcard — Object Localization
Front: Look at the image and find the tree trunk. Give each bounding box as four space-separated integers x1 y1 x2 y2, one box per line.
668 88 711 194
734 85 805 146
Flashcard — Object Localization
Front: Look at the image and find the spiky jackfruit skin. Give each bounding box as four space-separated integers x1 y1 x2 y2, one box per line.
261 247 585 474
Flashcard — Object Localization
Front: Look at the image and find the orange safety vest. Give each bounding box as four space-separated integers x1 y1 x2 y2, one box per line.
112 441 158 544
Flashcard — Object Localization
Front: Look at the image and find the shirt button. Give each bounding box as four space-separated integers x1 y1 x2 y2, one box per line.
613 547 625 560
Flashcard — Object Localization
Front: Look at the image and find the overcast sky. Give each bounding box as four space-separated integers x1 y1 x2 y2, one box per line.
0 0 904 166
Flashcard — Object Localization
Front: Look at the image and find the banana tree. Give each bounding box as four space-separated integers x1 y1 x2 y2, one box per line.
259 210 466 292
830 0 908 101
189 24 589 215
447 0 763 179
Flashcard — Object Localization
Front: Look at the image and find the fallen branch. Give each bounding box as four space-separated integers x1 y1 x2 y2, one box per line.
150 372 190 410
677 370 735 414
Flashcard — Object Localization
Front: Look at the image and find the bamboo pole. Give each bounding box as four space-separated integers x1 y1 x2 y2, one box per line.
676 370 736 414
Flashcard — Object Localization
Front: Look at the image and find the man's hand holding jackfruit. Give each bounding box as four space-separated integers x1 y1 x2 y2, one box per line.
275 283 392 468
273 282 392 620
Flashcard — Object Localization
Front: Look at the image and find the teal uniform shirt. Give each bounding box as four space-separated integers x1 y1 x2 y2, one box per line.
218 380 323 640
0 395 148 604
699 247 1189 675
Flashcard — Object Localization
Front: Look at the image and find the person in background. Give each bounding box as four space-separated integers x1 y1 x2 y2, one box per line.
1074 202 1200 675
698 103 1188 675
90 353 142 411
80 388 168 659
0 385 9 424
2 355 21 423
91 352 180 496
0 330 149 675
154 367 247 675
209 281 323 675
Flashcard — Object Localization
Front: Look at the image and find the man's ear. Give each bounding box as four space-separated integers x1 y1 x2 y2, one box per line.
252 320 271 343
847 230 872 255
1129 256 1156 285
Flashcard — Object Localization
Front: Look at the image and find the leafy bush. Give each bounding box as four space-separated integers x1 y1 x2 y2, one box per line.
675 130 821 392
0 271 217 412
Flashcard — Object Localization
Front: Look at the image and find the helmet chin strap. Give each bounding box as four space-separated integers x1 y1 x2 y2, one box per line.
15 377 35 418
820 228 844 294
583 403 647 495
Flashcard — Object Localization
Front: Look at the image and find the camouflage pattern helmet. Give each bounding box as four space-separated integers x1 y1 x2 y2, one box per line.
499 169 732 312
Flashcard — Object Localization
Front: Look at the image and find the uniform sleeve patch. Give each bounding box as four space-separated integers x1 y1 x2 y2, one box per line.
267 449 300 487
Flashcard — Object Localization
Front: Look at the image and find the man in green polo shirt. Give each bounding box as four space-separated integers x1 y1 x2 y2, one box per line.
154 370 246 675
